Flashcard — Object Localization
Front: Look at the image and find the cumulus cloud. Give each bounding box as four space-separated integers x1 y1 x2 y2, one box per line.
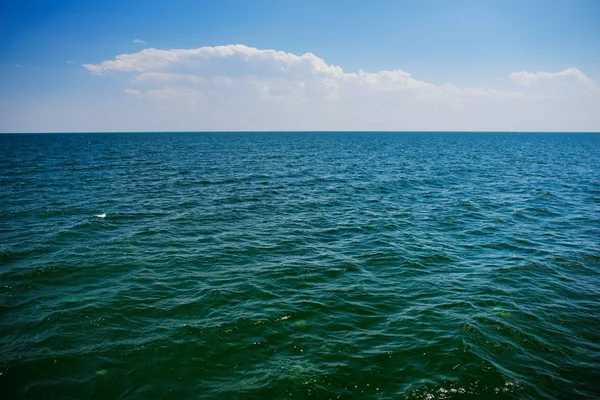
83 45 593 103
20 44 596 132
82 44 512 104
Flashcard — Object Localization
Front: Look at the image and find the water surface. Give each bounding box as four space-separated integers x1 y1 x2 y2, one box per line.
1 132 599 399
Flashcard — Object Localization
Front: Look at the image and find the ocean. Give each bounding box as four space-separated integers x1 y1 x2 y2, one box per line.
1 132 599 399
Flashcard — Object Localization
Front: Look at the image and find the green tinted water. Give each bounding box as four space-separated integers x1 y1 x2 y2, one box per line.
1 132 599 399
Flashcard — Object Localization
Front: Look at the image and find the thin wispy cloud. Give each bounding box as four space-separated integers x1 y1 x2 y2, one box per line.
132 39 146 44
510 68 596 88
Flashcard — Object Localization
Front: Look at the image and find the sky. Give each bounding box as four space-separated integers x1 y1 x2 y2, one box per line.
1 0 599 132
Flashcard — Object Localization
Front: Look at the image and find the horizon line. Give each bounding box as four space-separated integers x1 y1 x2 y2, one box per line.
1 130 600 135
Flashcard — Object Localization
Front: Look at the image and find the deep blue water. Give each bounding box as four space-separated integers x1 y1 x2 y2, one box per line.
1 132 599 399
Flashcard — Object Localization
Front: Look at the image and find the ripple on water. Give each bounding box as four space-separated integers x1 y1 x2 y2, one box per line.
1 132 600 399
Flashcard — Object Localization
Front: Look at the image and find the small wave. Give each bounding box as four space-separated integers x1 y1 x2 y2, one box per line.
95 213 106 218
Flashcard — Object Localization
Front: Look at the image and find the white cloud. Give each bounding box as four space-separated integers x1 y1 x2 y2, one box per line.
132 39 146 44
5 44 598 132
133 72 202 83
144 87 201 101
83 45 590 105
510 67 595 88
81 44 512 106
83 45 345 77
124 89 141 95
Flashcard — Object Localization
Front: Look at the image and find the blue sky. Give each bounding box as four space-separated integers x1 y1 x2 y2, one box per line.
1 0 599 132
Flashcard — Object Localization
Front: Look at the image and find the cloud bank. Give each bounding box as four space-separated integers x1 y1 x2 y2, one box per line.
77 45 599 132
3 45 599 132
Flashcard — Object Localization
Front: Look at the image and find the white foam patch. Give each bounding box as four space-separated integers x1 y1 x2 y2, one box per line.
95 213 106 218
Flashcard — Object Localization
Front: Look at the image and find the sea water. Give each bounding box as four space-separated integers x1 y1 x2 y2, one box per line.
1 132 599 399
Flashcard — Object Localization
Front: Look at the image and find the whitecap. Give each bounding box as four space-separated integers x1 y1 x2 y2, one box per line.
95 213 106 218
